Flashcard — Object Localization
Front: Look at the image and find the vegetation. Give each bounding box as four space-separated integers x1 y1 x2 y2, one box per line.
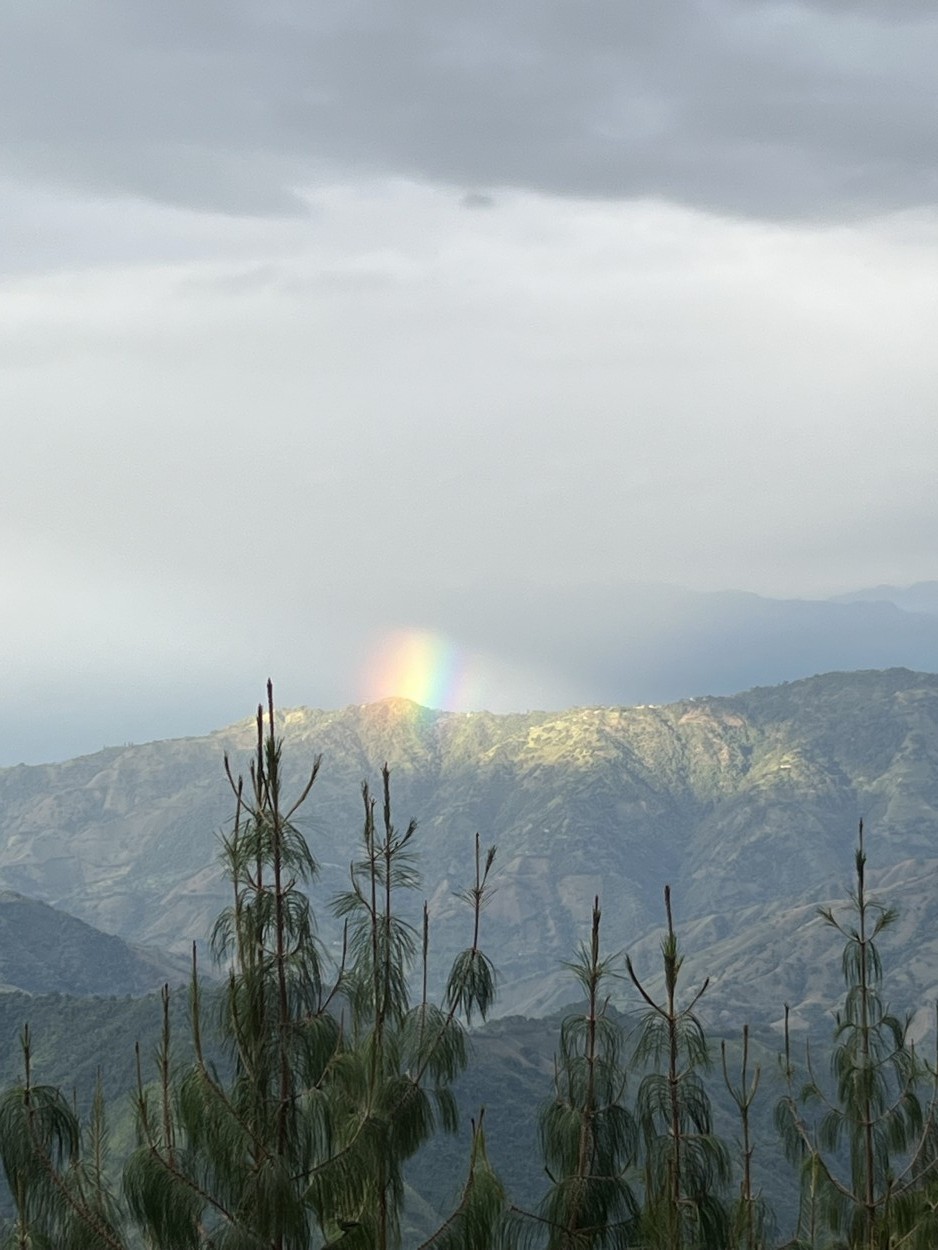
722 1026 774 1250
626 888 730 1250
775 822 938 1250
0 686 504 1250
0 686 937 1248
517 898 638 1249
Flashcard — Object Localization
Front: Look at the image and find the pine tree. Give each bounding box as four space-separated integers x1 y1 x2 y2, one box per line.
329 777 501 1249
626 886 730 1250
416 1112 506 1250
0 1025 126 1250
119 681 503 1250
722 1026 773 1250
533 897 638 1250
0 684 505 1250
124 682 336 1249
775 821 938 1250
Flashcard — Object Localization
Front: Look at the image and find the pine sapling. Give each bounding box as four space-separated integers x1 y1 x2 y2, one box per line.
722 1025 773 1250
531 896 638 1250
775 821 938 1250
627 885 730 1250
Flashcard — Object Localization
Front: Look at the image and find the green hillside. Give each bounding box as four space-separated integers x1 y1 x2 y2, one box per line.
0 890 190 996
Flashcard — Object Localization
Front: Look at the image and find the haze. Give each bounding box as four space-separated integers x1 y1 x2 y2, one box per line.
3 2 938 764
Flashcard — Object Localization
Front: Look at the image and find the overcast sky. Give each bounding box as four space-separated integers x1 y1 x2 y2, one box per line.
3 1 938 764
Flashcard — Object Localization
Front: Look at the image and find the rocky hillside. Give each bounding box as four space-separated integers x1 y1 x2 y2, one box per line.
1 668 937 1023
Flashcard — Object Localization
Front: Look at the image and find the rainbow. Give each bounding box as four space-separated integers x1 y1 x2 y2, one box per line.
360 629 471 710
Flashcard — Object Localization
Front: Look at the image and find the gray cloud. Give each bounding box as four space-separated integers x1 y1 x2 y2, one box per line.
0 1 936 220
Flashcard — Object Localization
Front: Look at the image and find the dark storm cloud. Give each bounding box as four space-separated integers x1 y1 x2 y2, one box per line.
1 0 936 220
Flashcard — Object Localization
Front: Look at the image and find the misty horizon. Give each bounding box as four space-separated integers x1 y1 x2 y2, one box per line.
4 4 938 769
5 578 938 768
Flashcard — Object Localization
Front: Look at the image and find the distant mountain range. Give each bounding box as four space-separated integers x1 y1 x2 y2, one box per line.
831 581 938 615
2 666 938 1027
7 580 938 769
489 579 938 709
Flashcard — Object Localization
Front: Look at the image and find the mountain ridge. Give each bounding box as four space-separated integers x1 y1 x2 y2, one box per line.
11 580 938 768
2 667 938 1022
0 889 190 996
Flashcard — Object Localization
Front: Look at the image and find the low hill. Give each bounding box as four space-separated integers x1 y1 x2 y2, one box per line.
0 890 190 996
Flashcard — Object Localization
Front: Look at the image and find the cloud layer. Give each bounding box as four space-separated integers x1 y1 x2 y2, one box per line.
2 3 938 763
1 2 937 221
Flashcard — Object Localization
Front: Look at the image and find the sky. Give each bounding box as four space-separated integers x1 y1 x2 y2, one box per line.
3 0 938 764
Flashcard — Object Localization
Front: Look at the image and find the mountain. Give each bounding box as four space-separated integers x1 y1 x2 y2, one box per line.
829 580 938 616
396 579 938 711
11 581 938 769
1 668 938 1023
0 891 190 996
590 585 938 704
